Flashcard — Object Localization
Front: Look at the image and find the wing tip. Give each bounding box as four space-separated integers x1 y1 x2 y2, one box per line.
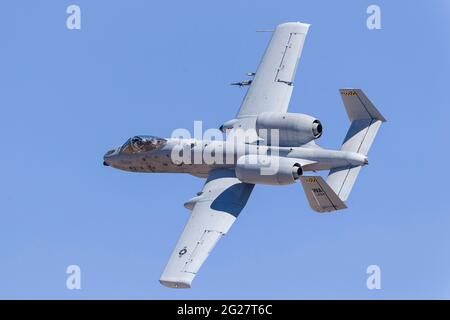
159 278 192 289
277 22 311 33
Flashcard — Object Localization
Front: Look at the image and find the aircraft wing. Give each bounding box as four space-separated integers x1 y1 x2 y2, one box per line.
236 22 310 121
159 169 254 288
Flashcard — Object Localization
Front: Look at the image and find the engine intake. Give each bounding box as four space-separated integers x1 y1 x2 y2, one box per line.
312 120 323 138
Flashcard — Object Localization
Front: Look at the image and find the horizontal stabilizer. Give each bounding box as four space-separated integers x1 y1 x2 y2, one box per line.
299 176 347 213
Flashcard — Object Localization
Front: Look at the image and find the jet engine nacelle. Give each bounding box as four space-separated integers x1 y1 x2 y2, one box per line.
235 155 303 185
255 112 322 146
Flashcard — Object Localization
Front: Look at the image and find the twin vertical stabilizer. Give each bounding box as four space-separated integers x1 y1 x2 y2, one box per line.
300 89 386 212
326 89 386 202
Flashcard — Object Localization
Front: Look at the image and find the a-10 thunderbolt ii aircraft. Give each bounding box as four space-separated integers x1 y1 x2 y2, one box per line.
103 22 386 288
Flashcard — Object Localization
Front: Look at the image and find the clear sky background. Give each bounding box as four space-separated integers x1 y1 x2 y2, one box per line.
1 0 450 299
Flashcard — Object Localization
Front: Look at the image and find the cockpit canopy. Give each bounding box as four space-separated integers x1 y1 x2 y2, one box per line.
120 135 167 154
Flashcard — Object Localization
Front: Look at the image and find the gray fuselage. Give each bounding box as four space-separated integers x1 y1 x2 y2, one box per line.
103 138 368 177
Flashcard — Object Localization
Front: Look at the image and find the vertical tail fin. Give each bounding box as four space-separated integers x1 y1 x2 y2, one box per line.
327 89 386 201
338 89 386 155
299 176 347 213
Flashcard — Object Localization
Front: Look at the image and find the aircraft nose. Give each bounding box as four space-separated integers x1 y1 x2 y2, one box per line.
103 147 119 166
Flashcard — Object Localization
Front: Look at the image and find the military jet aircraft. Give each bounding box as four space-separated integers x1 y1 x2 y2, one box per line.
103 22 386 288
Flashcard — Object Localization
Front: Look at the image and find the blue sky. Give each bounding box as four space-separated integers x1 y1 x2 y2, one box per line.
1 0 450 299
